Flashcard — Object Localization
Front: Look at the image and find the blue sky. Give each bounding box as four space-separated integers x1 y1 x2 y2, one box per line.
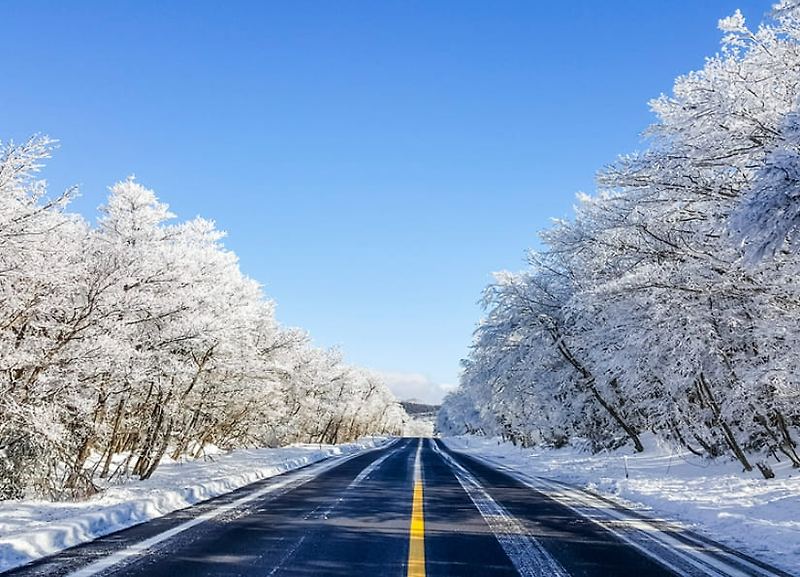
2 0 771 402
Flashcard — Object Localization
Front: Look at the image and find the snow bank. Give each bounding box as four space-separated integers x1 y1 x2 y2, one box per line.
444 435 800 575
0 437 388 573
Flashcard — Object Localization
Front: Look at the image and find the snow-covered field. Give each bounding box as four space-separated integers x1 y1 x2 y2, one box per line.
445 435 800 575
0 438 388 573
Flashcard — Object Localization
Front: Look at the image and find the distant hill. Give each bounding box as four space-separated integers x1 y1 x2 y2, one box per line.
401 401 440 419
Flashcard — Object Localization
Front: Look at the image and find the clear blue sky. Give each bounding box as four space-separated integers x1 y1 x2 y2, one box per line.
2 0 771 402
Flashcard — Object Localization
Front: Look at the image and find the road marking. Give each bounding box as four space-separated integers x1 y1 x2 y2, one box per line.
432 441 569 577
62 441 397 577
407 439 426 577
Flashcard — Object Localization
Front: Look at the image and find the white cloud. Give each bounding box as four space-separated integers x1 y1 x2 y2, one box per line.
376 371 456 404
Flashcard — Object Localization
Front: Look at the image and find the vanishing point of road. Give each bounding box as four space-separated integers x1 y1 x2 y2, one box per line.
3 438 791 577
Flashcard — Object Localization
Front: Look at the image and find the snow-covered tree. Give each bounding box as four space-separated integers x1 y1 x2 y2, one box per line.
442 2 800 479
0 148 406 499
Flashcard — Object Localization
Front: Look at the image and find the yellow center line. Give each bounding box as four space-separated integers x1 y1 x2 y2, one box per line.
407 439 426 577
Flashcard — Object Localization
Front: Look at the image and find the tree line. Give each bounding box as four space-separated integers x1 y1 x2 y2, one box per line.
438 3 800 479
0 139 406 499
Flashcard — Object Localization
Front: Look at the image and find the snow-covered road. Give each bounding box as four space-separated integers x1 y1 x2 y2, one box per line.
1 438 791 577
444 435 800 575
0 438 390 573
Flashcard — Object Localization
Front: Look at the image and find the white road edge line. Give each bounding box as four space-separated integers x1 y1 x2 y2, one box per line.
455 446 785 577
63 440 398 577
431 441 569 577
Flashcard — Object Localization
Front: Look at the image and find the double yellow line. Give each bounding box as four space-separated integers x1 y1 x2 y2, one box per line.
407 439 426 577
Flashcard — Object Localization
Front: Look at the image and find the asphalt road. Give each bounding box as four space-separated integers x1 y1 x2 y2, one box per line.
3 438 791 577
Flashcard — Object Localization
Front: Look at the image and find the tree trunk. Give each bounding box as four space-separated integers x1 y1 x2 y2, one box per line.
543 321 644 452
696 374 753 474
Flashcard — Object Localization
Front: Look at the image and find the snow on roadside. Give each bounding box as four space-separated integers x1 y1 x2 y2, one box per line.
0 437 389 573
444 435 800 575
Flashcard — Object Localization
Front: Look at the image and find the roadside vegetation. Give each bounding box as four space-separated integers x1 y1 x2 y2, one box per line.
439 3 800 479
0 142 406 500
